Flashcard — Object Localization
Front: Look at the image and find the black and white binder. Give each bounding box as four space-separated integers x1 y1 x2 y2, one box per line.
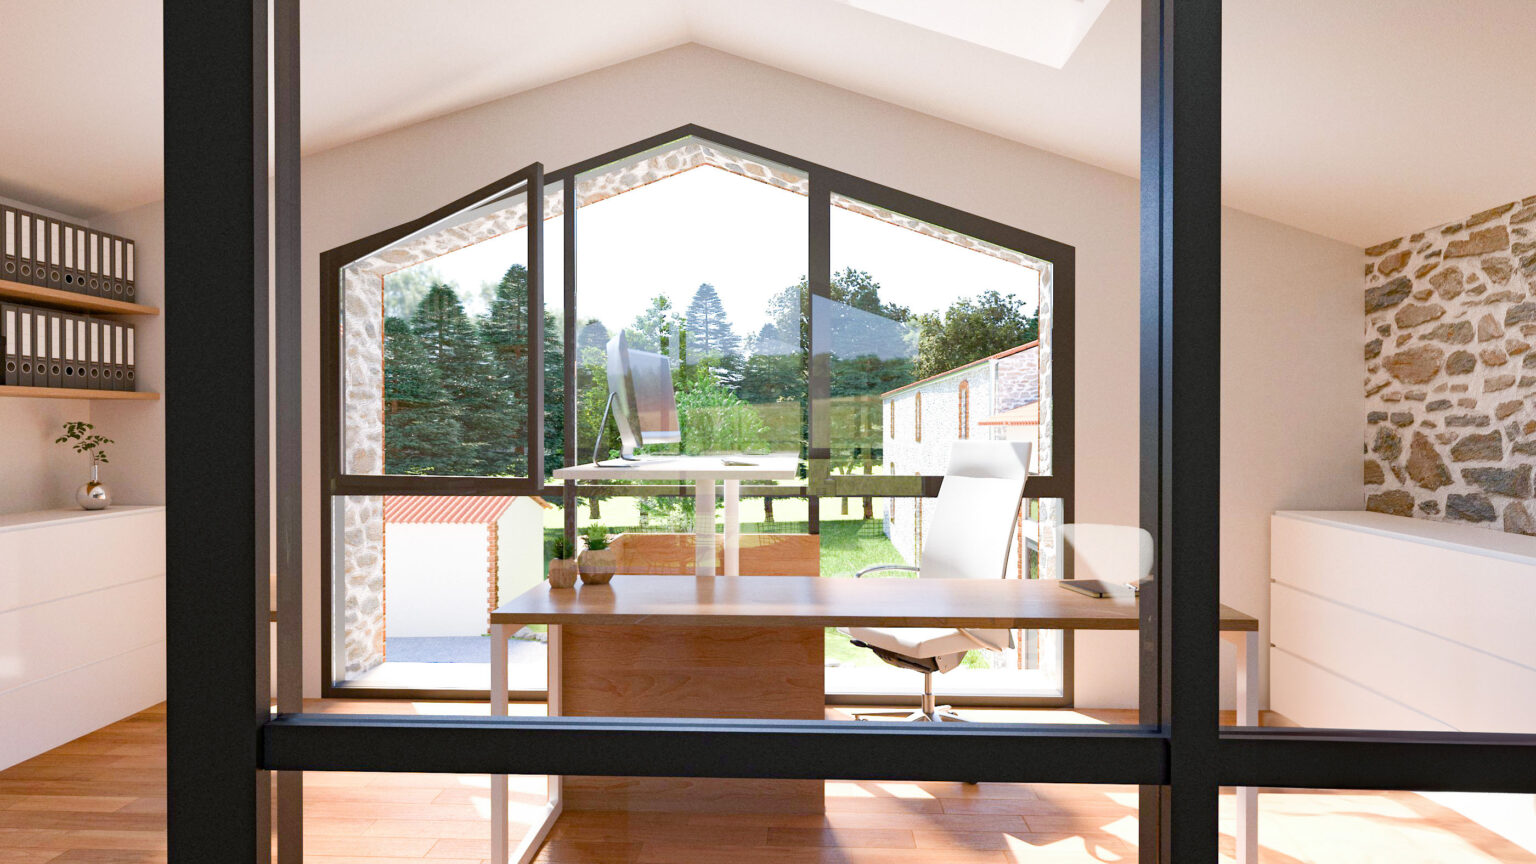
63 225 83 294
71 314 88 388
61 224 76 292
110 235 125 298
46 309 63 387
1 207 18 282
124 323 136 390
19 307 35 385
125 239 136 301
18 212 35 285
1 303 17 386
85 318 100 389
34 214 49 288
31 307 47 386
75 228 87 296
60 312 78 388
44 218 63 291
85 230 102 296
111 321 125 390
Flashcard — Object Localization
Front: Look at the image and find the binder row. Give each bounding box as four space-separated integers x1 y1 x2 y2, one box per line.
0 205 136 301
1 302 137 391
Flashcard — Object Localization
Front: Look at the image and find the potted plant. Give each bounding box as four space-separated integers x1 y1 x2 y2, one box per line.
547 536 578 589
578 524 617 585
55 421 114 510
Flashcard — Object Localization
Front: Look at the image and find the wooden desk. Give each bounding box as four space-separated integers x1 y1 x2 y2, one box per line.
553 455 799 575
488 575 1261 864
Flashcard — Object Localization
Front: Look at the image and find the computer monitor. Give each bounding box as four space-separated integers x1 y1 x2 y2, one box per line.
603 331 680 460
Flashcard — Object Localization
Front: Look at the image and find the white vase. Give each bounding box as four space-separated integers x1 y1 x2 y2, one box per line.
76 462 111 511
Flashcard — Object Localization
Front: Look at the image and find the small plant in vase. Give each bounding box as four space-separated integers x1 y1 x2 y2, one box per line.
579 524 617 585
547 537 578 589
55 421 114 510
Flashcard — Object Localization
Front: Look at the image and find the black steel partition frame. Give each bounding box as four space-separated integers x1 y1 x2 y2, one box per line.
316 122 1078 702
165 3 1536 864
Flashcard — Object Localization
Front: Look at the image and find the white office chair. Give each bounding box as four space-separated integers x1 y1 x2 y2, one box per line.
842 440 1031 722
1059 523 1155 587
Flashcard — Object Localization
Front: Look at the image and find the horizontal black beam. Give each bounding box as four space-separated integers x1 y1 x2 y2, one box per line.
263 714 1166 785
1220 729 1536 793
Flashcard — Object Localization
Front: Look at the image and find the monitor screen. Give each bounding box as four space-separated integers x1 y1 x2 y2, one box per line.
607 332 680 458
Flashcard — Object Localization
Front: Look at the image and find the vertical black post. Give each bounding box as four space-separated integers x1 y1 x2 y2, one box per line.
563 179 578 543
1139 0 1222 861
164 1 269 862
273 0 303 859
806 173 831 536
525 167 546 488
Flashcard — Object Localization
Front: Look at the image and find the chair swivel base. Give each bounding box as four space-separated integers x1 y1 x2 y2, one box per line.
852 705 968 722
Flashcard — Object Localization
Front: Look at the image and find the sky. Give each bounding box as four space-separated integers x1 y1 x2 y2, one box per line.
409 165 1038 340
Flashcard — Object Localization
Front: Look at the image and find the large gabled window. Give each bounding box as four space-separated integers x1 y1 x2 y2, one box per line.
320 127 1074 700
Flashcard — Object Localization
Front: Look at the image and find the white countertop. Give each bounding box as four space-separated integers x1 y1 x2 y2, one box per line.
1276 510 1536 566
554 454 800 481
0 504 166 533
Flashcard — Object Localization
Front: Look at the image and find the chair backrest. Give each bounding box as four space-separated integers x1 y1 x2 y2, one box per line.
1059 524 1155 583
918 441 1032 581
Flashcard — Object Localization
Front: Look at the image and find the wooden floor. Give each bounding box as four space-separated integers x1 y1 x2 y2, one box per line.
2 702 1532 864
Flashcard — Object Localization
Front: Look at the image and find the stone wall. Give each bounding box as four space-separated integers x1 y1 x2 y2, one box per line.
1363 195 1536 534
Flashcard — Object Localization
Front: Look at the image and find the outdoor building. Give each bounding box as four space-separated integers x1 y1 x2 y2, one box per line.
882 341 1041 568
379 494 549 644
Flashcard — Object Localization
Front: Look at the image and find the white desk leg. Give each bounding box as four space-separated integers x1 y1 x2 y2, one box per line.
1224 629 1260 864
723 479 740 576
695 479 716 576
490 623 509 864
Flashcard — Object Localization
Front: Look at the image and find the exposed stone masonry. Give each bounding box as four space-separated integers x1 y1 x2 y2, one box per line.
1364 194 1536 534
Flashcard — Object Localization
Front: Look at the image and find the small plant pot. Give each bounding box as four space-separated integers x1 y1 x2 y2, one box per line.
547 558 579 589
578 548 617 585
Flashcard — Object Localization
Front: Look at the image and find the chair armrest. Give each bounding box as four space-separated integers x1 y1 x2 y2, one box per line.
854 564 920 578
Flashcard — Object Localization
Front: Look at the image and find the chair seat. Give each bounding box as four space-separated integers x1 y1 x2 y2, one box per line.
842 626 987 659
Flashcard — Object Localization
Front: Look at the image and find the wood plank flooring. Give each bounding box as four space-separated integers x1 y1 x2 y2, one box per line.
1 702 1531 863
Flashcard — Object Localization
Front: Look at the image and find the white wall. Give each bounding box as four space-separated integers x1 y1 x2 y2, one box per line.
384 523 489 638
497 500 549 603
1071 211 1363 709
290 44 1361 705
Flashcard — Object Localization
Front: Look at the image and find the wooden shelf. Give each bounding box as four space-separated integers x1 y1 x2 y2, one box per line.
0 278 158 316
0 385 158 401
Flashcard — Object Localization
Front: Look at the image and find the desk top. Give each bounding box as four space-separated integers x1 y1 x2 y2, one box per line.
553 454 799 481
492 574 1258 631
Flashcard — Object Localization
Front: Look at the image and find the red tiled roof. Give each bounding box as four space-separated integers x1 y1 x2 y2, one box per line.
881 340 1039 398
383 495 547 525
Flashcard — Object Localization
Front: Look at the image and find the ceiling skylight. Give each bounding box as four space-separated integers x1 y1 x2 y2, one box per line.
835 0 1112 69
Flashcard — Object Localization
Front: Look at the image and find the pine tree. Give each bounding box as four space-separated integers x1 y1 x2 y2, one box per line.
684 283 741 359
382 315 465 474
480 263 566 479
411 283 496 474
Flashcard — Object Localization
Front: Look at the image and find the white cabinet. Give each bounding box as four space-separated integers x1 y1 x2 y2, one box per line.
1270 510 1536 733
0 506 165 768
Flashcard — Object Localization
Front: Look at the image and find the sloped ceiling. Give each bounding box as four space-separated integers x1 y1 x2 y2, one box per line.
1 0 1533 246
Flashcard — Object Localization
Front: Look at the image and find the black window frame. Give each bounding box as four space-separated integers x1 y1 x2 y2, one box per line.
316 123 1079 703
165 4 1536 864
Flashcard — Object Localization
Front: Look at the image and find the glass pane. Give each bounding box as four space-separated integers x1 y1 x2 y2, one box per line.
341 176 562 482
823 496 1066 701
333 494 552 692
572 137 808 467
825 194 1052 485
